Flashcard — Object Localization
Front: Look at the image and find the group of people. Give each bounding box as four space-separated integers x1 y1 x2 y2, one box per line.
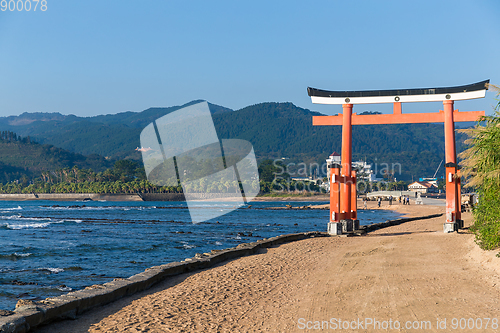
399 195 411 205
362 195 411 208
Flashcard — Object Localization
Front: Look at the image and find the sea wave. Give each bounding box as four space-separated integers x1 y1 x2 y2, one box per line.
1 206 22 211
41 205 156 211
56 285 72 292
37 267 64 273
6 222 52 230
62 219 83 223
1 216 83 229
0 214 22 220
0 252 32 258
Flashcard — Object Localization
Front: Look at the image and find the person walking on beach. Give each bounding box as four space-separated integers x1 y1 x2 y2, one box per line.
399 196 402 204
363 197 367 209
389 195 393 205
377 197 381 208
406 196 410 205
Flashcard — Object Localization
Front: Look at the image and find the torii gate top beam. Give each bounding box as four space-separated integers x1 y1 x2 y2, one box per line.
308 80 489 105
309 80 489 125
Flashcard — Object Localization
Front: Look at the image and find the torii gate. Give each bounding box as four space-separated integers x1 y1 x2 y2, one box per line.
308 80 489 235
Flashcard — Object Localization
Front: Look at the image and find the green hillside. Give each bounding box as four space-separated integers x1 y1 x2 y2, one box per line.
0 101 231 159
0 133 112 183
0 101 471 181
212 102 467 180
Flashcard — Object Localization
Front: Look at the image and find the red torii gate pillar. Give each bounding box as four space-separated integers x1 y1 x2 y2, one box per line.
444 100 463 231
309 80 489 235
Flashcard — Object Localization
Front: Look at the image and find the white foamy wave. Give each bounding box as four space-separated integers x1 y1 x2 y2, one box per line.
13 252 32 257
182 244 195 249
56 285 72 292
0 214 22 220
38 267 64 273
215 241 222 246
42 205 153 211
62 219 83 223
4 216 82 229
7 222 51 230
1 206 22 211
16 217 53 222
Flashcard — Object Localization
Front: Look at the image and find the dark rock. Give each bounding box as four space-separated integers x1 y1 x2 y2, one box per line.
0 310 14 316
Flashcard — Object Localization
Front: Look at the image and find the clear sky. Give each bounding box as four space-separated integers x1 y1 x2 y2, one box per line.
0 0 499 117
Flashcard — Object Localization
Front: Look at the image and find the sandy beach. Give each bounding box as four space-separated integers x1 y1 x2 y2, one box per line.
34 200 500 332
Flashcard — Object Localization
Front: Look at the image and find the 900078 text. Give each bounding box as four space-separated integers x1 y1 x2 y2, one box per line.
1 0 47 11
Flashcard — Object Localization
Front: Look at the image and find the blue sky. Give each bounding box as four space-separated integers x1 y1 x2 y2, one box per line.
0 0 499 117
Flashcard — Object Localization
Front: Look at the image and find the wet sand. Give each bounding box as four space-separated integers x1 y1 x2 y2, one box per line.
35 201 500 333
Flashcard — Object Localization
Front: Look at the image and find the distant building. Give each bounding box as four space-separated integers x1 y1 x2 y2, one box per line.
418 177 438 186
324 153 378 192
408 181 438 193
326 152 341 165
290 177 319 184
352 161 377 182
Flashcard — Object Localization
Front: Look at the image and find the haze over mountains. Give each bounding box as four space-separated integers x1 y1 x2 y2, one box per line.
0 101 469 181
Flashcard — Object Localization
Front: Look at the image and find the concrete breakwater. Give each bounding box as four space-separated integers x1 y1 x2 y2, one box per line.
0 193 243 202
0 193 143 201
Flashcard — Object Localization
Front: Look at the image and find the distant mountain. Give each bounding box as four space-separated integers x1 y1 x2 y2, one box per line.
212 102 467 180
0 101 232 159
0 101 470 181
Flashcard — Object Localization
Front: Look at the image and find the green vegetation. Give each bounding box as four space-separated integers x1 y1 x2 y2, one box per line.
0 131 112 183
460 85 500 251
0 161 182 195
0 101 230 160
213 102 466 181
0 101 467 181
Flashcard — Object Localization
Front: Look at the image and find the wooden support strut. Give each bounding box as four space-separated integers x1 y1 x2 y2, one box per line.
350 169 357 221
328 164 357 223
329 164 340 223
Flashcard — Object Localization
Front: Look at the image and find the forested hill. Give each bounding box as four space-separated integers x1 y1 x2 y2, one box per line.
0 101 470 181
212 102 467 180
0 132 112 183
0 100 232 159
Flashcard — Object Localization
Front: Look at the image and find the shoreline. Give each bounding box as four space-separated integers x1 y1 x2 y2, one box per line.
0 193 330 202
0 193 143 201
2 203 453 332
61 205 498 332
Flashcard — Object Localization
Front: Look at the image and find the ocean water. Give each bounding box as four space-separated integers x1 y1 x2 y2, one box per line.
0 200 401 310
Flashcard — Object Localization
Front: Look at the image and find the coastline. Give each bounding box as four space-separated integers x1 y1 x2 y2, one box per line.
69 205 497 333
0 193 330 202
0 193 143 201
3 200 487 332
